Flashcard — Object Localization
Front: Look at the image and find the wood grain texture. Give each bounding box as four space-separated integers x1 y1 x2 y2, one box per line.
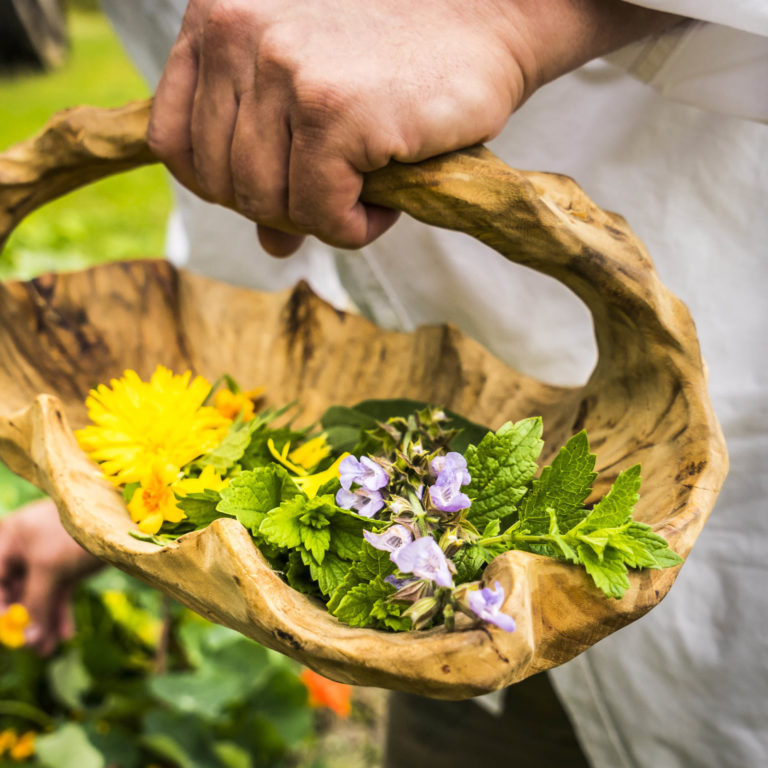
0 101 727 698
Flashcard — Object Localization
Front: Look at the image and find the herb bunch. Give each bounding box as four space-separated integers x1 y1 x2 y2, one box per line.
76 367 683 636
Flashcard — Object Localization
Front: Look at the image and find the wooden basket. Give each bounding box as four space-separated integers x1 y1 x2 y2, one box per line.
0 100 727 699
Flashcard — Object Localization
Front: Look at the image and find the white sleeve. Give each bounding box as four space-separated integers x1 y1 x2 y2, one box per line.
606 4 768 122
621 0 768 35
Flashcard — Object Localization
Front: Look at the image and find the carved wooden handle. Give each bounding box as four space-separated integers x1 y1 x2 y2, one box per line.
0 98 688 376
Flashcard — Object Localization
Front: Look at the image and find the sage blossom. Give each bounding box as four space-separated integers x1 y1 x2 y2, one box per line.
391 536 453 588
468 581 516 632
428 452 471 512
339 455 389 491
363 524 413 553
336 487 385 517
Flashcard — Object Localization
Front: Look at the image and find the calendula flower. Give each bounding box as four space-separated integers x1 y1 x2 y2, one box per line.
174 465 229 496
128 461 184 534
76 366 230 486
10 731 35 761
300 669 352 718
293 454 348 499
0 730 16 756
213 387 263 421
0 603 29 648
288 434 332 471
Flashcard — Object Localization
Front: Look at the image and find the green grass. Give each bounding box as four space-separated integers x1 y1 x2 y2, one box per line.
0 9 172 280
1 9 171 508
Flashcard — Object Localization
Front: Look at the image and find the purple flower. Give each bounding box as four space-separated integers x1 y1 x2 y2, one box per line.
468 581 516 632
384 574 415 590
429 475 471 513
428 452 471 512
363 524 413 553
339 455 389 492
430 452 471 486
391 536 453 588
336 487 385 518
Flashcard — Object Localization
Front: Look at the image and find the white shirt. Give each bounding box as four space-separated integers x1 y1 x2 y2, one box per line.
102 2 768 765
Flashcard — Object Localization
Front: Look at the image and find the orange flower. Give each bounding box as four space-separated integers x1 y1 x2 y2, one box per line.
127 461 185 534
214 388 264 422
300 669 352 718
10 731 35 761
0 604 30 648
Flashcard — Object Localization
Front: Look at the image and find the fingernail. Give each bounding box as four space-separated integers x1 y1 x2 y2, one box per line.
25 623 42 644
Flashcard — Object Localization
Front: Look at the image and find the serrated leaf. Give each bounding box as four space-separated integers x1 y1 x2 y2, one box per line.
332 575 394 627
285 551 320 596
299 525 331 564
582 465 641 532
200 418 261 473
614 522 684 569
217 466 300 535
328 514 366 560
177 489 225 529
578 544 630 599
519 430 596 534
260 499 304 550
464 417 544 526
308 552 353 597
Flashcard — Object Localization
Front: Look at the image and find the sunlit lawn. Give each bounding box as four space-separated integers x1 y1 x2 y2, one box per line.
0 8 171 281
0 8 172 513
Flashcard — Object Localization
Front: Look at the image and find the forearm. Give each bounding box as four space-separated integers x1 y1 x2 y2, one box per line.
498 0 683 100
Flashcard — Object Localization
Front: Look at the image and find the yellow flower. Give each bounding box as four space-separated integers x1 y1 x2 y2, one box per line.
288 434 332 471
127 462 185 534
10 731 35 761
174 465 230 496
294 454 349 499
75 366 230 486
213 387 263 422
0 603 29 648
0 729 17 756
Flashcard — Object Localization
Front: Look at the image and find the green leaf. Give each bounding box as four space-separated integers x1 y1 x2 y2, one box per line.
327 512 366 560
581 464 642 532
240 426 306 471
199 418 261 473
35 723 105 768
308 552 353 597
285 551 321 596
176 489 225 529
299 524 331 564
217 466 301 535
578 544 630 599
48 646 91 711
464 417 544 526
518 430 596 534
141 708 219 768
332 575 395 627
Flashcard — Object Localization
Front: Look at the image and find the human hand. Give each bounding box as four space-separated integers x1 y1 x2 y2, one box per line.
149 0 679 256
0 499 102 655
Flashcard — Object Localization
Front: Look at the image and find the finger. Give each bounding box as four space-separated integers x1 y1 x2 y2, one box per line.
189 29 240 204
148 29 205 197
21 566 60 655
288 144 398 249
257 224 306 257
230 88 294 230
55 584 76 644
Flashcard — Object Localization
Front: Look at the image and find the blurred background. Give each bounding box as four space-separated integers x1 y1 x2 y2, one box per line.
0 3 384 766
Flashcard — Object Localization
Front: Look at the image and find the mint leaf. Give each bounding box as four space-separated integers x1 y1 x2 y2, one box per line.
518 430 596 534
299 524 331 564
177 489 226 529
464 417 544 526
327 512 367 560
200 418 261 473
326 542 395 612
308 553 352 597
578 544 630 599
217 466 300 536
260 498 305 550
332 575 395 628
285 551 321 596
580 464 641 532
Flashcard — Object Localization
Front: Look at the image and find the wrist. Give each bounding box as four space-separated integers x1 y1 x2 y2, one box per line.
493 0 683 101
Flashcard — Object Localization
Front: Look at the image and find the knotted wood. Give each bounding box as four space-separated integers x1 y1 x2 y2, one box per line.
0 101 727 698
